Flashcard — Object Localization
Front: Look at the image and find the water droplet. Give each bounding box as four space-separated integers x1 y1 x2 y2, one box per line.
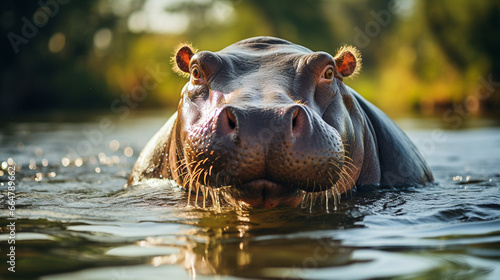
109 140 120 151
17 142 24 151
29 159 37 170
308 193 313 212
325 189 329 213
42 159 49 167
202 186 208 209
1 162 7 170
61 157 70 167
95 167 101 173
98 153 108 165
333 187 339 211
35 147 43 157
124 147 134 157
111 156 120 164
75 158 83 167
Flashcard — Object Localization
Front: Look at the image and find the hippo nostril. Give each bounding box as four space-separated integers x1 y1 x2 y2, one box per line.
217 107 239 136
289 105 311 137
291 107 299 129
227 109 237 130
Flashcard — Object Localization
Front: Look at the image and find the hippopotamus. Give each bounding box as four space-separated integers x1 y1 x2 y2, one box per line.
128 36 433 209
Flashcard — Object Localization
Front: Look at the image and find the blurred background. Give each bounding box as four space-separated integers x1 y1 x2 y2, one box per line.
1 0 499 124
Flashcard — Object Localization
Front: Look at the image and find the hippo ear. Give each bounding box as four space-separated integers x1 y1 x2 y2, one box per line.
172 43 197 78
334 45 362 79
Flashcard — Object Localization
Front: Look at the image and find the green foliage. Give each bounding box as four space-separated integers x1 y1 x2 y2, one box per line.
1 0 499 118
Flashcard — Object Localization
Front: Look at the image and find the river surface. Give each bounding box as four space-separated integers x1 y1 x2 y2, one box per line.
1 111 500 280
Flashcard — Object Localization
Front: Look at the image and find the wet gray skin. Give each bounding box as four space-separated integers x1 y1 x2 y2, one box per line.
128 37 433 209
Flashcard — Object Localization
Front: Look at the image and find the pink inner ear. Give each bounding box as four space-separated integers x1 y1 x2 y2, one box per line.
176 46 194 73
336 52 357 77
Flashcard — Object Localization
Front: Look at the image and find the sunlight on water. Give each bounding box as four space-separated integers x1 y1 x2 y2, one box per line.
1 113 500 279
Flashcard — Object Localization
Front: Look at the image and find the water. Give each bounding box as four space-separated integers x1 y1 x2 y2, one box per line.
1 111 500 280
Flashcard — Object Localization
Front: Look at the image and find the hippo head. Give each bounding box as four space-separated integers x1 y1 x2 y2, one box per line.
170 37 362 209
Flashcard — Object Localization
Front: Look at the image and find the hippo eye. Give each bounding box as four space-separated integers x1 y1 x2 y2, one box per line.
191 66 201 79
324 67 334 80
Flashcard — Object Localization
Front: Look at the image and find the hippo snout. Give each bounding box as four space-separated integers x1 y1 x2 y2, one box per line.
215 104 309 143
184 103 345 198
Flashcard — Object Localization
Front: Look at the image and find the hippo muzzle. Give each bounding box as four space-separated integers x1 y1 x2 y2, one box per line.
128 37 434 209
184 103 344 208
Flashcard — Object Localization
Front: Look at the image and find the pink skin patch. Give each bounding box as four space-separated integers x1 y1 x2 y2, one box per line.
208 90 232 109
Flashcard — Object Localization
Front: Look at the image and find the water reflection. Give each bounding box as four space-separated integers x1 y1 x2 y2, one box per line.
2 114 500 279
164 207 360 278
